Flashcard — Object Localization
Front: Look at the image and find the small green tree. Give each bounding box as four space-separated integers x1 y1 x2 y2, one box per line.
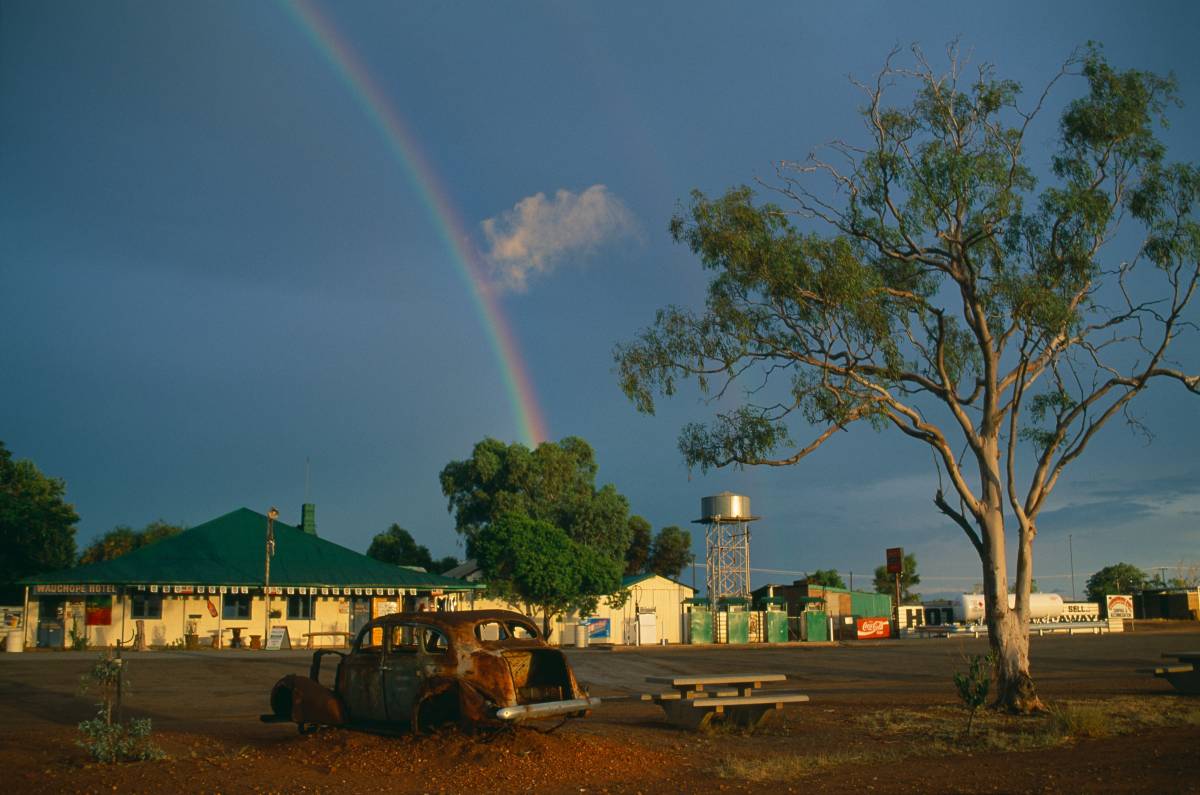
473 512 623 636
807 569 847 588
366 524 435 570
648 525 692 578
79 520 184 564
0 441 79 583
439 436 633 563
953 653 994 737
1085 562 1148 602
76 652 163 763
432 555 460 574
624 515 653 575
873 553 921 602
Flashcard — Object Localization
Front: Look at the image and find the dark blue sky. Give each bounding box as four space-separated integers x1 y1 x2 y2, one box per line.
3 1 1197 596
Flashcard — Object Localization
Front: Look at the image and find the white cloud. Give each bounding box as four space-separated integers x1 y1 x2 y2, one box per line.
481 185 637 291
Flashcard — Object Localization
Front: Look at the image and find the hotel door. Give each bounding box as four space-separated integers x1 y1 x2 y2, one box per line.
36 597 67 648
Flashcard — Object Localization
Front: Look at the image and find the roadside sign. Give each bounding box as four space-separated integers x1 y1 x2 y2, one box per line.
1106 594 1134 619
855 617 892 639
265 626 291 650
886 547 904 574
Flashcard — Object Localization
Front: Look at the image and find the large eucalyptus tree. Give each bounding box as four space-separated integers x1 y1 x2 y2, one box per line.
615 45 1198 712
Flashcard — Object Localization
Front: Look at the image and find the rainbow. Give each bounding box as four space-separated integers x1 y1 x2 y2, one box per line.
284 0 548 447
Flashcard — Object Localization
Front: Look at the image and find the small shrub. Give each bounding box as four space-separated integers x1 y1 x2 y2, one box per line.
76 651 164 763
77 712 164 763
68 621 88 651
953 653 993 737
1048 703 1110 738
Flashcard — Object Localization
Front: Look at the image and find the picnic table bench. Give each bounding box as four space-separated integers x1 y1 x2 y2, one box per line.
1137 651 1200 694
641 673 809 730
303 631 353 649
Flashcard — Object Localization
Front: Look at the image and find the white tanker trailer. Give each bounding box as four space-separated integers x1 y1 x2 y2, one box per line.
956 592 1065 623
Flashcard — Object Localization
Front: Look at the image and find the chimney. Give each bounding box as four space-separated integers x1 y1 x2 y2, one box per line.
301 503 317 536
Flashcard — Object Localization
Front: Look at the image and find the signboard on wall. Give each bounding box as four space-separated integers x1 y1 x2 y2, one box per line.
855 617 892 639
33 584 117 595
85 596 112 626
1106 594 1134 619
886 548 904 574
581 617 610 641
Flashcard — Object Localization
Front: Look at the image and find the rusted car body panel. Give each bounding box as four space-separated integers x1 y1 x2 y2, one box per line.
262 609 599 733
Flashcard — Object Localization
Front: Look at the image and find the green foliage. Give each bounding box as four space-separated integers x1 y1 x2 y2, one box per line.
0 440 79 583
440 436 633 562
1085 562 1148 602
366 524 436 570
79 520 184 565
69 619 88 651
76 652 163 763
648 525 692 578
624 515 653 575
473 512 622 631
807 569 847 589
77 713 164 763
953 653 994 736
873 553 921 602
614 44 1197 498
432 555 460 574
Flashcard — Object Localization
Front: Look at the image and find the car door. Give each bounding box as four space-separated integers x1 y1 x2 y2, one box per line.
382 623 422 723
338 622 388 722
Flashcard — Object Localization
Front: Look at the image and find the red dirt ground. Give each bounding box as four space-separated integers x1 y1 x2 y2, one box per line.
1 624 1198 793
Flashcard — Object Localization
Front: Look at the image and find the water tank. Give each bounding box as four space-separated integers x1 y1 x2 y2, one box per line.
956 593 1065 623
700 492 752 522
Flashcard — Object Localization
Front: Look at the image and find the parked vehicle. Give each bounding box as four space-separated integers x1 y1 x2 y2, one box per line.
261 609 599 733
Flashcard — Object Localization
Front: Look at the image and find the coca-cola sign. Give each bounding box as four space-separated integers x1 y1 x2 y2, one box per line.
856 618 892 639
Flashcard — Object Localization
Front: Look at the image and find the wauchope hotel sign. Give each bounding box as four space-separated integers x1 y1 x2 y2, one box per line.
32 584 118 595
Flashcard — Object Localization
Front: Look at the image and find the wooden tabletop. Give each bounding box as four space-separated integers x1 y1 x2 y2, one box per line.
1162 651 1200 659
645 673 788 688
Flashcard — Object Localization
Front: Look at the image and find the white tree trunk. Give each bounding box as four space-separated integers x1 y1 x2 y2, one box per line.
978 444 1043 712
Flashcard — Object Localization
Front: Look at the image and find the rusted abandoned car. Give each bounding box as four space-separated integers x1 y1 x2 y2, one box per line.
262 609 600 733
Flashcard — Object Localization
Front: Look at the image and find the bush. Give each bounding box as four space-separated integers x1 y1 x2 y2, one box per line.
68 621 88 651
76 651 164 763
1048 703 1110 738
953 653 993 736
77 712 164 763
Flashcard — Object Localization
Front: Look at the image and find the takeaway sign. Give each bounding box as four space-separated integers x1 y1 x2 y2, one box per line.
32 584 118 595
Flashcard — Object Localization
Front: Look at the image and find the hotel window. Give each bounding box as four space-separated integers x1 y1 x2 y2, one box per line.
130 593 163 619
223 594 252 619
287 595 314 620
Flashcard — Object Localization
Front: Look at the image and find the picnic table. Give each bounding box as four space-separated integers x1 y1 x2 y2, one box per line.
1138 651 1200 694
641 673 809 730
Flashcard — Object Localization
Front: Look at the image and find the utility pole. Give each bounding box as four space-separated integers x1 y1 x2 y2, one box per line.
1069 534 1076 601
264 507 278 648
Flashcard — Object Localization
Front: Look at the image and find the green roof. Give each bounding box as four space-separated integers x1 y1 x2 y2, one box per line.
21 508 481 591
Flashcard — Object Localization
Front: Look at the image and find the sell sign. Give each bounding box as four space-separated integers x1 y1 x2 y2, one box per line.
886 547 904 574
856 617 892 639
1106 594 1134 619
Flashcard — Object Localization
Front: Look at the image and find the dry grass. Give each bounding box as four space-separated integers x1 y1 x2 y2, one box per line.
1047 703 1111 738
711 697 1200 785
